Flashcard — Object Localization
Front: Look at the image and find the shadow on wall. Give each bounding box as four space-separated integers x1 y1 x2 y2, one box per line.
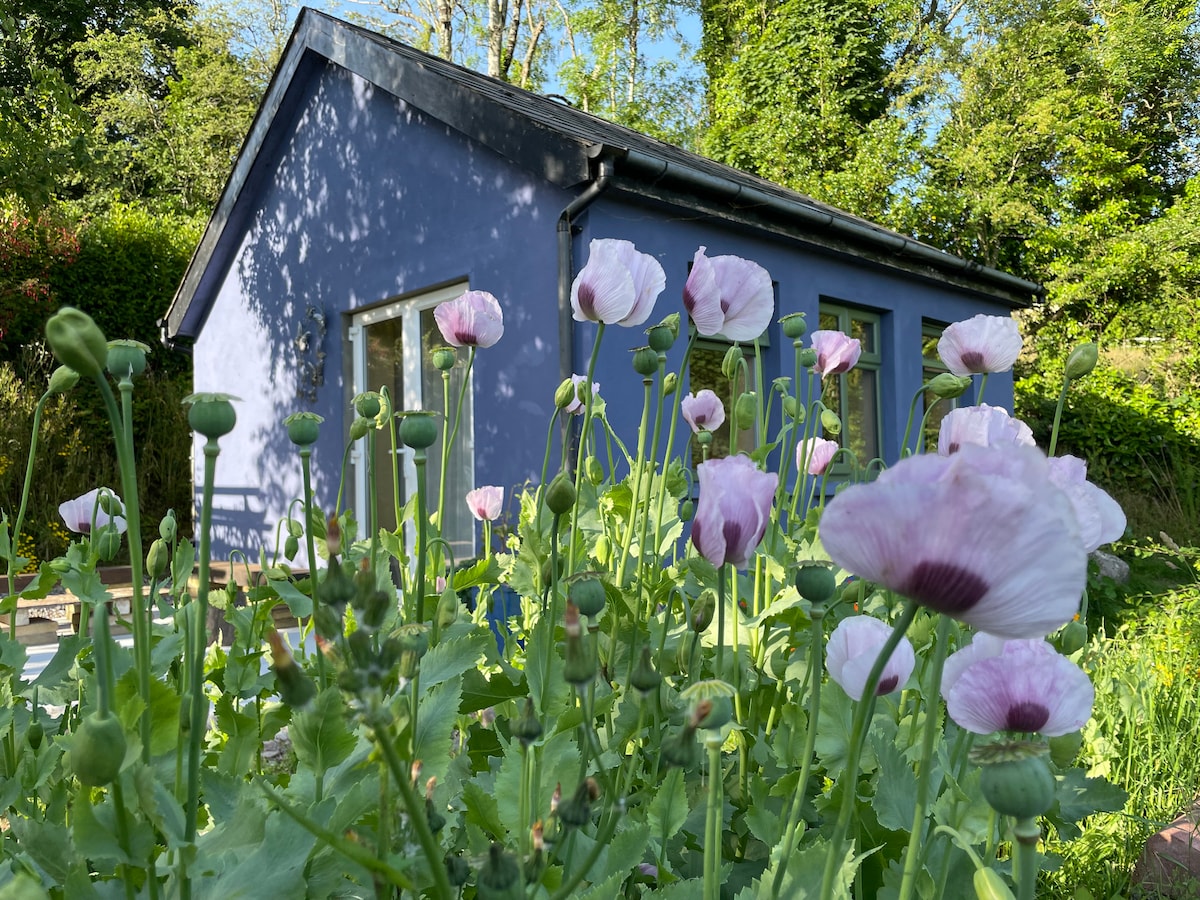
212 62 558 555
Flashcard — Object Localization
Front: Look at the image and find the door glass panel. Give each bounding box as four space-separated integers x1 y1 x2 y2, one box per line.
365 317 404 534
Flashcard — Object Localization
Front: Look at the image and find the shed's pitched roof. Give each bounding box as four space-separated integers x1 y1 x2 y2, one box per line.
163 8 1040 340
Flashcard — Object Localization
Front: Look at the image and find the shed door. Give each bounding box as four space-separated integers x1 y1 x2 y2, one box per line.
349 283 476 563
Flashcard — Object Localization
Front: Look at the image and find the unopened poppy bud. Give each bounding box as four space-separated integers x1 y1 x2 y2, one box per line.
397 624 429 678
326 515 342 556
268 630 316 709
283 534 300 560
662 372 678 396
106 339 149 379
592 533 611 565
399 412 438 449
631 346 658 376
840 578 869 609
431 347 457 371
313 603 343 639
436 587 459 629
820 408 842 436
721 345 743 379
798 347 818 368
691 590 716 632
349 417 372 440
1056 619 1088 655
780 313 807 339
679 499 694 520
735 392 756 430
973 742 1055 819
782 395 803 421
554 379 576 409
562 603 595 685
476 844 521 898
159 510 177 542
511 697 543 746
97 491 124 517
973 868 1016 900
95 524 122 561
444 855 470 887
48 365 79 395
70 712 127 787
286 518 304 539
45 307 108 377
568 575 606 618
650 312 680 346
318 562 355 610
584 456 604 486
630 645 662 695
184 393 238 440
545 472 576 515
354 392 382 418
147 539 168 579
794 562 837 605
360 589 390 631
1064 342 1098 380
927 373 973 400
661 724 700 769
284 411 323 447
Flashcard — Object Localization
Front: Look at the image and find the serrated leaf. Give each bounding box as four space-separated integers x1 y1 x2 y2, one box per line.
1053 768 1127 837
418 628 492 688
413 676 463 786
266 578 312 618
459 667 525 714
18 564 60 600
647 768 689 842
171 540 195 592
291 688 356 775
462 779 505 838
116 668 182 756
208 810 316 898
871 733 917 832
589 822 649 884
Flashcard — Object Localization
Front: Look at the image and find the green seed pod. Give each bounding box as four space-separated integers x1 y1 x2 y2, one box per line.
650 312 680 345
284 411 323 447
159 510 177 542
1048 730 1083 769
568 575 606 619
71 713 127 787
630 646 662 695
544 472 576 515
820 407 842 436
312 604 343 640
354 392 382 418
1057 620 1088 655
661 726 700 769
680 679 736 730
780 313 807 339
562 630 596 686
662 372 678 396
928 373 974 400
105 339 149 379
584 456 604 486
510 698 543 746
45 307 108 377
147 539 168 579
184 393 238 440
318 562 356 610
283 534 300 561
973 868 1016 900
94 525 122 562
26 718 44 751
647 324 675 353
399 413 438 449
557 780 599 828
432 347 457 371
798 347 818 369
47 365 80 395
268 631 317 709
978 753 1056 819
721 345 743 380
476 844 522 899
735 392 757 430
360 590 390 631
632 346 659 377
794 563 837 605
348 629 375 671
1064 342 1099 380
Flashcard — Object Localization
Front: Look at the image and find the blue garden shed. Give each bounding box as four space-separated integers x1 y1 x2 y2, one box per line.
162 8 1040 563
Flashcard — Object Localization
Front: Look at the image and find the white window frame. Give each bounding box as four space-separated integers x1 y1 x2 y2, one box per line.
348 281 475 558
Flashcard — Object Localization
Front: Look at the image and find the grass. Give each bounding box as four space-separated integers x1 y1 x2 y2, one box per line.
1043 540 1200 899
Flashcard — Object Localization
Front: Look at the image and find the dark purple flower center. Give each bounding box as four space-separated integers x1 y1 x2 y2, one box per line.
960 350 986 372
1004 701 1050 733
947 442 961 454
722 520 747 562
876 675 899 695
456 328 477 345
901 560 989 614
578 282 598 318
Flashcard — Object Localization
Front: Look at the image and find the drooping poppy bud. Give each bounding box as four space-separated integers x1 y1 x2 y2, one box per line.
734 392 756 430
510 697 543 746
544 472 576 515
47 365 79 395
820 408 842 436
476 844 522 899
721 345 743 380
927 373 974 400
630 645 662 695
70 712 127 787
1064 342 1099 380
45 307 108 377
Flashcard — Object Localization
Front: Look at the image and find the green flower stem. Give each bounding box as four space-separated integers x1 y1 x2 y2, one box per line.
413 449 429 624
539 513 564 714
819 599 919 900
107 779 139 900
5 389 51 639
334 437 354 516
373 722 453 899
703 733 724 900
536 410 560 531
771 603 825 898
899 382 929 457
975 373 990 405
1012 818 1041 900
649 331 697 558
1047 375 1073 457
256 777 417 891
438 347 475 548
913 400 944 455
569 323 606 573
381 387 402 529
897 616 953 900
616 379 654 587
299 447 325 685
518 742 534 864
753 339 766 448
789 382 823 525
184 437 221 847
716 566 728 678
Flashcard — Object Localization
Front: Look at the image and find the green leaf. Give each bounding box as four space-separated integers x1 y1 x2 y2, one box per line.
418 628 493 688
116 668 182 755
1052 768 1127 839
291 688 356 775
18 564 60 600
266 578 312 619
208 810 316 898
462 779 505 838
647 767 689 843
452 556 501 591
871 733 917 832
413 675 463 786
588 822 649 884
171 540 195 593
459 667 525 714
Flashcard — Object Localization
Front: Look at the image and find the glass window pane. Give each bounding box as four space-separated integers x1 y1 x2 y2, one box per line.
365 318 404 534
688 343 754 468
845 367 879 461
850 317 876 354
819 312 839 332
420 308 475 561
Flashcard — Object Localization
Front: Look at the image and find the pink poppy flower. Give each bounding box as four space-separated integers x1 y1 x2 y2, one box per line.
937 314 1022 376
563 374 601 415
945 639 1094 736
797 437 839 475
937 404 1035 455
939 631 1012 697
1046 455 1126 552
571 239 666 327
682 247 774 341
465 486 504 522
826 615 916 700
810 330 862 378
59 488 127 535
819 444 1086 639
681 390 726 434
433 290 504 348
691 455 779 569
